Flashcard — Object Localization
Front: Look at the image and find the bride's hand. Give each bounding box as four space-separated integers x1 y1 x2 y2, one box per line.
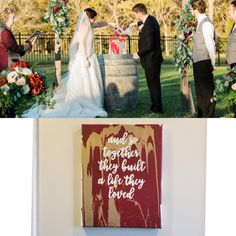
108 22 117 28
84 59 91 68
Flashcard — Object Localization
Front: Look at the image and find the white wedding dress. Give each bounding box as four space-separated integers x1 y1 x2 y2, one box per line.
23 12 107 118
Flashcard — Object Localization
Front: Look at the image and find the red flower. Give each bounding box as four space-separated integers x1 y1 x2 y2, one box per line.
62 0 68 4
53 5 60 14
11 60 30 69
187 21 197 28
184 33 191 43
0 77 7 87
28 73 44 95
187 22 193 27
227 70 234 76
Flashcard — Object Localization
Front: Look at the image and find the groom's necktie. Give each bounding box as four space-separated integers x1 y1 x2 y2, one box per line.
137 21 143 27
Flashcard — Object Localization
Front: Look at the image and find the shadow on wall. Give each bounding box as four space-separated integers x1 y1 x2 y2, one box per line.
82 227 159 236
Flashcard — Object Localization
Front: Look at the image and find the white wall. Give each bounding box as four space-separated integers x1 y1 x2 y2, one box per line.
0 119 34 236
206 119 236 236
39 119 207 236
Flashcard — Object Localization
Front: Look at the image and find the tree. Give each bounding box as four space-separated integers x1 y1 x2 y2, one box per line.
208 0 215 21
214 0 231 37
149 0 180 57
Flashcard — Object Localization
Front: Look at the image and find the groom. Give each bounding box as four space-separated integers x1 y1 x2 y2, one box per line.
132 3 163 113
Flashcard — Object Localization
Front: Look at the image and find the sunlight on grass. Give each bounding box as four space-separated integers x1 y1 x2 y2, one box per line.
39 63 233 118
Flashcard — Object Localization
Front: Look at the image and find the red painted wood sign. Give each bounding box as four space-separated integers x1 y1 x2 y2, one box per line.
81 124 162 228
109 37 126 54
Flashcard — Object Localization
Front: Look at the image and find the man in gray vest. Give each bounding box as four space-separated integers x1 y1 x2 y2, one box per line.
227 1 236 69
190 0 216 118
227 0 236 117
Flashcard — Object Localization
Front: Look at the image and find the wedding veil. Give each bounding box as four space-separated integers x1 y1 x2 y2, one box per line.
69 11 93 69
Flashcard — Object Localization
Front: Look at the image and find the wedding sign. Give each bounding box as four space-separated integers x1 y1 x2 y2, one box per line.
81 124 162 228
25 31 42 45
109 37 126 54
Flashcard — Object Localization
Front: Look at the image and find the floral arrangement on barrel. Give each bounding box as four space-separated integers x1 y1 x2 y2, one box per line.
174 0 197 77
215 66 236 106
0 61 55 117
44 0 70 38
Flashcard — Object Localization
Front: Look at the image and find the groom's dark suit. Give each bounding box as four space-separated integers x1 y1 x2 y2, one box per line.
137 15 163 113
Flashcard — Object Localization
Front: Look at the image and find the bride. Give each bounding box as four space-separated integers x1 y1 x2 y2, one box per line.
23 8 116 118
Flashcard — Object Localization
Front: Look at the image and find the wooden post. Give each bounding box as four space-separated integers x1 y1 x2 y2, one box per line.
180 67 190 111
180 0 191 112
127 35 131 54
55 34 62 88
189 82 196 114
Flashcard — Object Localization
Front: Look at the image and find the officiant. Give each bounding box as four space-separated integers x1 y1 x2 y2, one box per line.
0 7 32 72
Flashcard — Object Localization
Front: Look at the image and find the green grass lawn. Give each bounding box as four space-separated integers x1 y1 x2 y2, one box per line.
39 63 234 118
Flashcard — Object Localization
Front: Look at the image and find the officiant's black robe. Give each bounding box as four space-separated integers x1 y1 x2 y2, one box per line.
137 15 163 113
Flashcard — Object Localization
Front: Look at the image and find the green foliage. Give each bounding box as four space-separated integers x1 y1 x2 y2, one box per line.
174 0 196 78
44 0 70 38
39 64 232 118
0 62 55 118
215 66 236 107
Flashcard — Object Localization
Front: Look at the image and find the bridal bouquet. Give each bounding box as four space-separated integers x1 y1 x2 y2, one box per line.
0 61 55 117
215 66 236 105
44 0 69 38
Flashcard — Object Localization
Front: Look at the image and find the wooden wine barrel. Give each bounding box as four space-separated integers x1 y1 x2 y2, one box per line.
99 54 138 111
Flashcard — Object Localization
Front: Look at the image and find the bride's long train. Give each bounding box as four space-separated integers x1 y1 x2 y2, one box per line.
22 53 108 118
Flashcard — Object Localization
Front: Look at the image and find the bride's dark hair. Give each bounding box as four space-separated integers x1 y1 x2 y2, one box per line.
231 0 236 8
84 8 97 19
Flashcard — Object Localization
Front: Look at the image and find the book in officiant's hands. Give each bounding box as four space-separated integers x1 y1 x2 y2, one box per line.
25 31 42 45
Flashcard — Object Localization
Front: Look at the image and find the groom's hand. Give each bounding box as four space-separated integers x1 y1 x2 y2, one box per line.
129 22 138 28
132 53 140 60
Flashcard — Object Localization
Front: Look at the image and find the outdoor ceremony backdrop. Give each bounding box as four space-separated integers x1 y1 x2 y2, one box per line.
0 0 233 66
0 0 234 118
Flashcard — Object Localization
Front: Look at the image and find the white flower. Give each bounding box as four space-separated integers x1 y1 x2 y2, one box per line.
178 33 185 40
1 84 10 95
16 77 26 86
139 24 144 30
15 67 32 75
231 83 236 91
22 84 30 94
57 17 65 23
7 71 18 83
